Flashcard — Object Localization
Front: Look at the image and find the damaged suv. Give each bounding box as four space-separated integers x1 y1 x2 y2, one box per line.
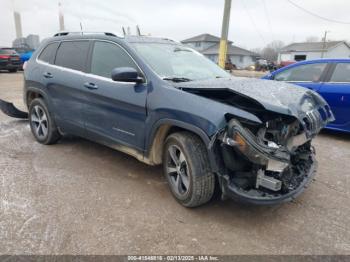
22 32 334 207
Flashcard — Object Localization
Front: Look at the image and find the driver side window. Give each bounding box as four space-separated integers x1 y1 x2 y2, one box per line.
275 63 327 82
90 41 140 78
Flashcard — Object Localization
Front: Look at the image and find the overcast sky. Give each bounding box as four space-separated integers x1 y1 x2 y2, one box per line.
1 0 350 49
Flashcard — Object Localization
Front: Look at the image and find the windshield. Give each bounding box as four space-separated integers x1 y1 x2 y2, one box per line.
131 43 231 81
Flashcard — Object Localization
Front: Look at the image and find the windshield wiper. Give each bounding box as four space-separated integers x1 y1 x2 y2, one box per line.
163 77 192 83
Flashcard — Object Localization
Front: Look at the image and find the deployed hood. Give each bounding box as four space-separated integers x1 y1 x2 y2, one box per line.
174 77 334 123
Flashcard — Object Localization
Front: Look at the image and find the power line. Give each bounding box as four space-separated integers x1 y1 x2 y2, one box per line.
240 0 266 45
286 0 350 24
261 0 274 41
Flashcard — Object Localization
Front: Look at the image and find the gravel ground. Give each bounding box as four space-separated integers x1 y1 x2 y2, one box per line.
0 72 350 255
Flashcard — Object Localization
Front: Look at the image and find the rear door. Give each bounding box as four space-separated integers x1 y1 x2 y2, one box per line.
48 40 90 134
318 62 350 128
83 40 147 150
273 62 328 92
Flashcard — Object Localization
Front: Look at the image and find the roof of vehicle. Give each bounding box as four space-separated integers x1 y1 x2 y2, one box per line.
280 41 349 52
124 35 178 44
285 58 350 65
45 32 179 46
48 32 122 42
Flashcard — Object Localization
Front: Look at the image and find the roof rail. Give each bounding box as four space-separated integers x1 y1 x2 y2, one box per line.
53 32 118 37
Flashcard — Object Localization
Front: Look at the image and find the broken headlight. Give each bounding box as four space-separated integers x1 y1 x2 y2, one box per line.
224 119 290 165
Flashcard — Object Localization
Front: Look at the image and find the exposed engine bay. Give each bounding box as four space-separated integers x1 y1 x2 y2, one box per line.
178 82 334 204
218 118 315 203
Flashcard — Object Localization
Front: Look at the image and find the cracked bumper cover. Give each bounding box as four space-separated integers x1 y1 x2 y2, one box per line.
221 155 317 205
219 119 317 205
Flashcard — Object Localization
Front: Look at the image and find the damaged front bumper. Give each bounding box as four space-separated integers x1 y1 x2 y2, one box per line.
220 155 317 205
0 99 28 119
217 119 318 205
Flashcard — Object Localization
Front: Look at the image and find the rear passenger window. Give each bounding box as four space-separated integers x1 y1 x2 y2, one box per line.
38 42 59 64
330 63 350 83
90 41 139 78
55 41 89 71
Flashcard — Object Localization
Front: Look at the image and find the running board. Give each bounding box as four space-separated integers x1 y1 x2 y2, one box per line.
0 99 28 119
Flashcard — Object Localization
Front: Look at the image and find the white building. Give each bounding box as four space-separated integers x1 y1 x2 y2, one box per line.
278 41 350 63
182 34 257 69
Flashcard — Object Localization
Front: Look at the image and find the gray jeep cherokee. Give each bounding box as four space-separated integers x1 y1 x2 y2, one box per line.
21 32 334 207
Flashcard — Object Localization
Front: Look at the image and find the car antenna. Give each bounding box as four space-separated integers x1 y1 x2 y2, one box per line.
136 25 141 36
122 26 126 36
80 22 83 35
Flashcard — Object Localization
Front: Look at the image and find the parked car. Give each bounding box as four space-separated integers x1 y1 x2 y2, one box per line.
278 60 296 68
22 32 333 207
263 59 350 133
19 50 34 63
225 59 237 71
14 47 34 62
13 48 35 70
0 48 21 72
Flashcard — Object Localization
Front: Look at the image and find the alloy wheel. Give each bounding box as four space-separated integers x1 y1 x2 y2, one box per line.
166 145 190 196
31 105 48 139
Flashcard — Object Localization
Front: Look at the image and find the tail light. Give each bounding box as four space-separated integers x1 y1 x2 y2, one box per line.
0 55 10 60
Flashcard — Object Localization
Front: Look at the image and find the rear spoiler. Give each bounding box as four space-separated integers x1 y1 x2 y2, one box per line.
0 99 28 119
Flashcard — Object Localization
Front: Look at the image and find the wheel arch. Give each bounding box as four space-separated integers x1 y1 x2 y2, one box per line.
145 119 219 171
25 87 50 109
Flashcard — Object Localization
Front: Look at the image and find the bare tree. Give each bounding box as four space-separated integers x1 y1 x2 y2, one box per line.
305 36 319 42
260 40 285 62
250 47 262 55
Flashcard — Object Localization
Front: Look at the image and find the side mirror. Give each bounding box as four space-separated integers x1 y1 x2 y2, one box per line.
111 67 144 83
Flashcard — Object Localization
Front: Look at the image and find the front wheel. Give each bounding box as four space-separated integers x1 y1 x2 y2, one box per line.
163 132 215 207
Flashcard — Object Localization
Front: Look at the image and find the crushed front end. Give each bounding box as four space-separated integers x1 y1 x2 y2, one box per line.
216 104 334 205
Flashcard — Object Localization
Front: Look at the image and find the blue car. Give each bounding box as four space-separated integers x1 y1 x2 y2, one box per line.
263 59 350 133
20 50 34 62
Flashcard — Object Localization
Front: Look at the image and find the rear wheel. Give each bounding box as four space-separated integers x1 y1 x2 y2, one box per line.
29 98 61 145
163 132 215 207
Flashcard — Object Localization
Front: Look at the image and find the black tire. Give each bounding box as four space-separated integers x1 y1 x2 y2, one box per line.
163 131 215 207
29 98 61 145
8 69 17 73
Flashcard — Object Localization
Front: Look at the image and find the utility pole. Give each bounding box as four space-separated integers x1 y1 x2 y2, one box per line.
218 0 232 68
13 11 23 38
321 30 330 58
58 2 65 31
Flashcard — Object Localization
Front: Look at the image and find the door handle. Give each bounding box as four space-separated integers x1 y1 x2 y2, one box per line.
84 82 98 90
43 72 53 78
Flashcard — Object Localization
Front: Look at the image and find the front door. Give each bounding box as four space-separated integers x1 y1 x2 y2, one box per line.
83 40 147 151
